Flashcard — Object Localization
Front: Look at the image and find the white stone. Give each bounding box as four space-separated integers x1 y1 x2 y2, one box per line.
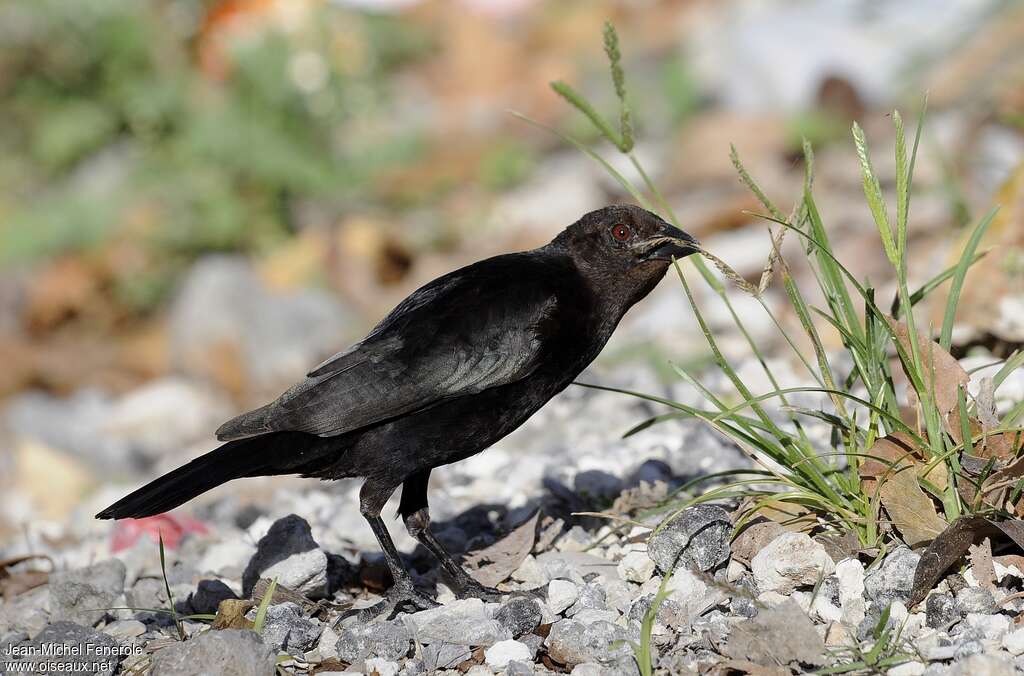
617 550 655 583
484 639 532 668
403 599 510 646
364 658 400 676
993 560 1024 583
315 624 340 661
887 661 925 676
964 612 1011 640
811 593 842 624
571 609 621 626
788 591 812 613
835 558 865 606
512 555 547 587
751 532 835 595
726 559 746 583
756 591 789 607
665 569 725 617
889 601 909 625
571 664 605 676
947 653 1015 676
1002 627 1024 655
841 596 866 627
547 579 579 615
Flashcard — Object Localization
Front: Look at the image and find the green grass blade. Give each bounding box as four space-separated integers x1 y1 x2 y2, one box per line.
158 534 186 641
852 121 896 264
894 110 909 262
939 206 999 349
253 578 277 634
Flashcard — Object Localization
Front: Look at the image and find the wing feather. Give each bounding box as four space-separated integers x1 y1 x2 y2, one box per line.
216 254 563 441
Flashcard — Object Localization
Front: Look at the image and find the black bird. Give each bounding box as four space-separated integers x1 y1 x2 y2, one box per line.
97 205 699 618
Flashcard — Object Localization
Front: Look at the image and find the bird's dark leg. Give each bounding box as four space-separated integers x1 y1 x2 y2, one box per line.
399 470 504 602
345 478 439 623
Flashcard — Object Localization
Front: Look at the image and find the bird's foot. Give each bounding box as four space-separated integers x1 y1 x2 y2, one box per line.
454 577 506 602
335 581 439 626
510 586 547 603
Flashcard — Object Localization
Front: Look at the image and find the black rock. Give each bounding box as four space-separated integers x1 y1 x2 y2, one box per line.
241 514 328 598
647 504 731 574
926 593 961 629
495 597 542 638
189 579 238 615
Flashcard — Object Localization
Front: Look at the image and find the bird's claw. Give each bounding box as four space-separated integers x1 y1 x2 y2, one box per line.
455 578 505 602
334 582 439 626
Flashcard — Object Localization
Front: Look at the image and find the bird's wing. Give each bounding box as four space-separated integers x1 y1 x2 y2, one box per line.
215 253 564 440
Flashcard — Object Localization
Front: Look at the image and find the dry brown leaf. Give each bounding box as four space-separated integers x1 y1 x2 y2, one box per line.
755 500 817 534
815 530 866 564
887 317 970 420
979 453 1024 510
0 555 53 601
212 598 255 630
969 537 997 590
994 554 1024 572
464 511 540 587
878 464 948 548
251 578 316 613
860 436 946 547
859 434 919 494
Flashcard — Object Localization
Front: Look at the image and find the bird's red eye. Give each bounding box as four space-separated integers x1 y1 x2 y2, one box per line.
611 224 633 241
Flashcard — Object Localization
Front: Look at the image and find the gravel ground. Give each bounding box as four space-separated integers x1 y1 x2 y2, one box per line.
4 351 1024 676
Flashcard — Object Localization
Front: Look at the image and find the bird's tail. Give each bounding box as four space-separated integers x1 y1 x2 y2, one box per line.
96 432 335 520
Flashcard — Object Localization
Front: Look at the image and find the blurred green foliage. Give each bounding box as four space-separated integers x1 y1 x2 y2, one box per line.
0 0 433 308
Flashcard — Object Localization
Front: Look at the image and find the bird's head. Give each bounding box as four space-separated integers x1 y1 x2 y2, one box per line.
554 205 700 301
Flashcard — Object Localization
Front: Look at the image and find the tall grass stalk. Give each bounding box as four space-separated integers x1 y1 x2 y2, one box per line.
534 21 1020 547
531 19 1021 672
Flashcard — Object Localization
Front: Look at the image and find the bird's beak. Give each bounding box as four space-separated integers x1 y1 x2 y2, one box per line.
634 224 700 261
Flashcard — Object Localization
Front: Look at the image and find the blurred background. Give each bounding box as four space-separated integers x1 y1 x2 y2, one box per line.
1 0 1022 558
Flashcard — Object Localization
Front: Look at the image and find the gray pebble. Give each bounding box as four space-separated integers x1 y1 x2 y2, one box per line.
567 582 607 616
260 601 321 653
151 628 275 676
49 559 126 626
926 593 961 629
864 547 919 610
505 660 535 676
647 504 731 574
7 622 123 676
422 642 472 671
336 619 412 662
545 619 632 666
496 597 542 637
956 586 996 614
